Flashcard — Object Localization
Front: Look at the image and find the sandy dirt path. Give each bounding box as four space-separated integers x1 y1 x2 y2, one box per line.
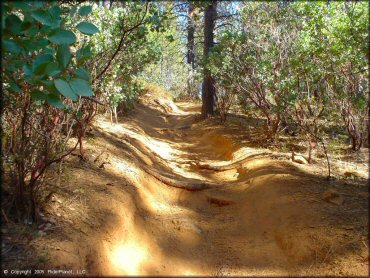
30 88 368 276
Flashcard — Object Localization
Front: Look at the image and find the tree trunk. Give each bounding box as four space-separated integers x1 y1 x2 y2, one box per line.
202 2 217 118
187 3 195 69
187 2 196 98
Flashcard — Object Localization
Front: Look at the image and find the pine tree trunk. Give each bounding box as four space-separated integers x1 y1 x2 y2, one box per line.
187 3 195 69
202 2 217 118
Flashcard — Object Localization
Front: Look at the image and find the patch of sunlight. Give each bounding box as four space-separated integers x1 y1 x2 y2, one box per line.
111 241 148 275
232 146 270 161
98 117 178 160
141 191 175 214
96 118 125 133
138 189 189 216
110 158 140 183
168 161 207 180
164 99 181 113
183 270 197 276
141 137 174 160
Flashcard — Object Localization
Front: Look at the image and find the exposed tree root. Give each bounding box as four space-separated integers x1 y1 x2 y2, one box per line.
195 162 243 171
142 166 213 191
206 196 234 206
194 152 270 171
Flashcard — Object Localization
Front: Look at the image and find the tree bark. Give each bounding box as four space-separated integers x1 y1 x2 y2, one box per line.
187 3 195 69
202 2 217 118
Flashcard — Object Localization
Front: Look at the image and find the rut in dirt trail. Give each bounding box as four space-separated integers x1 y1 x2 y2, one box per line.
68 89 366 276
73 89 366 275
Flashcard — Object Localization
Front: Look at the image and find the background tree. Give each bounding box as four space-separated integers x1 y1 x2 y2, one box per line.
201 2 217 118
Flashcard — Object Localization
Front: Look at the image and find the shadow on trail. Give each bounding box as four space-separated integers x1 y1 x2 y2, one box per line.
35 94 368 276
74 97 368 275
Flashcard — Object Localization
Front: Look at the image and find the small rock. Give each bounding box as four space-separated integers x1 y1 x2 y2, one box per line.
323 190 344 205
44 223 53 231
56 213 61 217
38 231 46 237
292 155 308 164
48 218 57 224
187 224 202 235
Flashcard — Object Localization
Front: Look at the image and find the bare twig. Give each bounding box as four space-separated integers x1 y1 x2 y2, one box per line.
2 208 9 223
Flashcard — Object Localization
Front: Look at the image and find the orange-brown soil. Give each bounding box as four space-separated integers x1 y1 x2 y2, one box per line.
2 87 368 276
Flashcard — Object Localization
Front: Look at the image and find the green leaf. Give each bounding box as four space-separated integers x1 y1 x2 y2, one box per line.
75 68 91 81
70 6 77 18
33 62 49 75
76 45 92 65
40 80 54 88
47 94 64 108
56 44 71 68
76 22 99 35
23 65 32 76
29 1 45 9
48 29 76 45
76 110 83 118
166 35 174 42
30 89 47 101
78 5 92 16
32 54 53 72
31 10 58 27
9 81 22 93
54 79 78 101
24 38 49 52
5 15 22 34
20 21 32 32
24 25 39 37
13 2 30 10
44 47 57 55
69 78 93 97
3 40 21 53
49 6 61 19
45 62 61 76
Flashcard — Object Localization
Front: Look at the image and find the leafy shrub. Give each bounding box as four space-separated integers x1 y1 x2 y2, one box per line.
207 2 369 157
2 2 99 221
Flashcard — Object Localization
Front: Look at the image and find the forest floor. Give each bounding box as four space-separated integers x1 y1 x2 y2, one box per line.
2 86 369 276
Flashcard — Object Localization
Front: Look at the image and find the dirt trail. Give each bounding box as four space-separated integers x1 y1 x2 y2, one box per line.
30 88 368 276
